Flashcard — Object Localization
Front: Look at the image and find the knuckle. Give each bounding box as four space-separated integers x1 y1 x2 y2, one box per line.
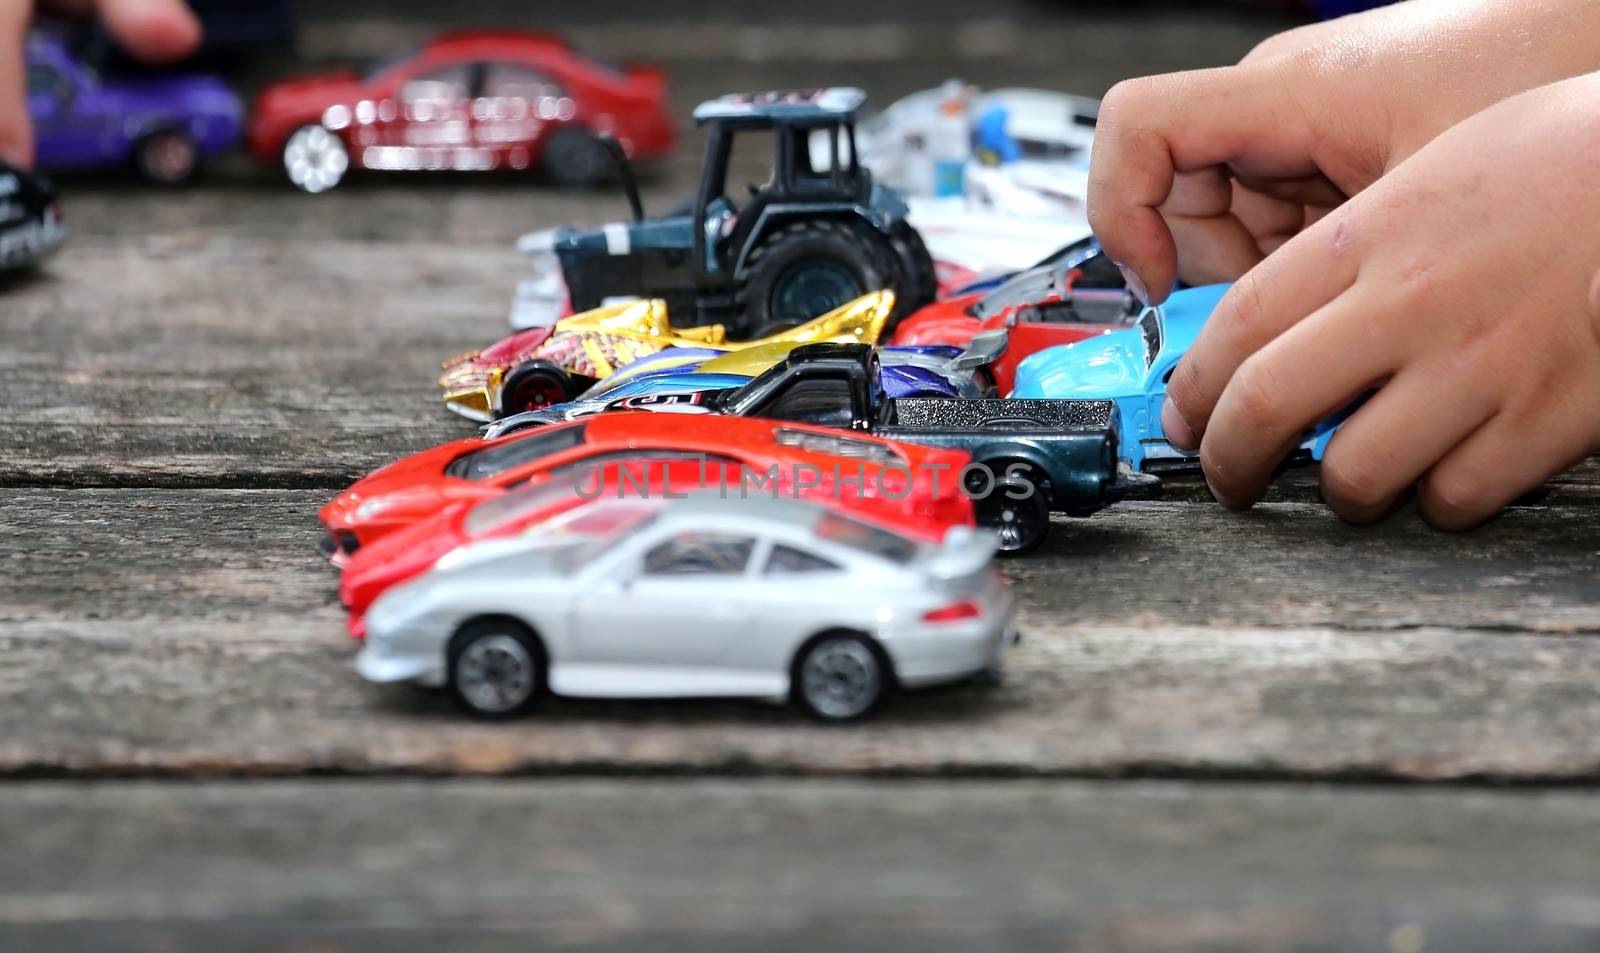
1391 253 1441 305
1218 274 1267 345
1228 356 1284 431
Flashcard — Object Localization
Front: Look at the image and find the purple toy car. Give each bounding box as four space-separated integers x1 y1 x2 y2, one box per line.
25 33 242 185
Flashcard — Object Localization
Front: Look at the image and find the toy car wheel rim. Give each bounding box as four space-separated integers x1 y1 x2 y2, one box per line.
454 634 536 714
800 638 880 720
769 260 862 326
507 375 566 412
145 133 196 183
970 473 1047 553
285 126 349 194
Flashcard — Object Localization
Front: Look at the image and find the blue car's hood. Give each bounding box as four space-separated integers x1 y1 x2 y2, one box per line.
1011 336 1144 399
1010 283 1232 399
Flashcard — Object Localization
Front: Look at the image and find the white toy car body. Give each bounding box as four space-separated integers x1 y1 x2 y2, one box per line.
357 494 1016 721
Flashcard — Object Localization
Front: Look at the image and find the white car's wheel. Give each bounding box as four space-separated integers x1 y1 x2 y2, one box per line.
283 124 349 194
448 620 546 719
793 632 891 722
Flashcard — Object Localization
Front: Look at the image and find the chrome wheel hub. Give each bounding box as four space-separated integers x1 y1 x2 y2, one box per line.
801 638 880 719
284 125 349 194
455 634 535 714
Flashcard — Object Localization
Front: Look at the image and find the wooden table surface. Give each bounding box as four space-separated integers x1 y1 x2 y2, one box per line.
3 4 1599 950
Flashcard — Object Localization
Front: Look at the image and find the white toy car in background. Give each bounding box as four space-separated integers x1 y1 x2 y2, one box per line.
808 82 1101 281
357 494 1017 722
825 84 1099 192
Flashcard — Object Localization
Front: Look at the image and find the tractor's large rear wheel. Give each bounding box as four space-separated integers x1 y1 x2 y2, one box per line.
733 220 899 339
888 221 938 320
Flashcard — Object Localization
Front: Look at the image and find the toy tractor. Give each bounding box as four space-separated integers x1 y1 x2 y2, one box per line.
531 89 936 340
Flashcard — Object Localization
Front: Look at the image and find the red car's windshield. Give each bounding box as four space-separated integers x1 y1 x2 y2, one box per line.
444 424 587 480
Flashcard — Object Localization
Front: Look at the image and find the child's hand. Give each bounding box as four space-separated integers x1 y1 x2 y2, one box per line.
1 0 201 167
1166 73 1600 529
1089 0 1600 297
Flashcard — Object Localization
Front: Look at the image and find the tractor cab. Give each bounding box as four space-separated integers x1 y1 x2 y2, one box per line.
688 88 874 276
545 88 935 339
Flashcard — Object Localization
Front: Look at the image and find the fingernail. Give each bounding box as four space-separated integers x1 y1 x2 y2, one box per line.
1161 397 1197 450
1115 261 1149 307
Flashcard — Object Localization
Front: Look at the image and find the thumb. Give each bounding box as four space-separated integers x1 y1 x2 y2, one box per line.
1087 64 1326 306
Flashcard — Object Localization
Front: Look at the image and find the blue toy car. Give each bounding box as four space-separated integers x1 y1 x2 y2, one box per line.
1010 283 1347 472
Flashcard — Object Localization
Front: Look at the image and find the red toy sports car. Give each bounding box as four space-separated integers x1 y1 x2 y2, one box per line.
318 411 973 566
890 253 1139 395
336 454 970 639
247 30 674 192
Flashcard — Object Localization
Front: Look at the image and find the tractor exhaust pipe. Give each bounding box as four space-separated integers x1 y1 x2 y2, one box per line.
596 133 644 224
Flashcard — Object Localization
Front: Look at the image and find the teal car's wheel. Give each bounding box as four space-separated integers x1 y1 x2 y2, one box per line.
968 468 1051 556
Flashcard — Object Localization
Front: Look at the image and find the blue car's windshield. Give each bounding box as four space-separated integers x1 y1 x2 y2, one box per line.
1137 309 1163 374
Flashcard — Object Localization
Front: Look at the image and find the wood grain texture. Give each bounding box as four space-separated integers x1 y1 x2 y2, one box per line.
2 779 1598 953
5 5 1600 946
2 489 1596 780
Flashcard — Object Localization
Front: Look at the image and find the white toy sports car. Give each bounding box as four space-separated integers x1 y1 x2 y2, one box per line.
357 494 1017 722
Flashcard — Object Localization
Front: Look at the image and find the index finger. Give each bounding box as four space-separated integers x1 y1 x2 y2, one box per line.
1086 66 1324 306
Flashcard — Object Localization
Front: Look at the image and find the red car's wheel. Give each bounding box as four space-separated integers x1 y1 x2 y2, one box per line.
283 124 349 194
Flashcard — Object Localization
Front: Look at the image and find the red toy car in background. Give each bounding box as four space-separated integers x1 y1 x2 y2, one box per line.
247 30 674 192
318 411 973 566
890 253 1139 395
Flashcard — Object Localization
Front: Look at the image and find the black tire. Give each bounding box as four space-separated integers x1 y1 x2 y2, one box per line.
497 360 576 417
887 221 937 328
134 128 198 186
542 128 611 188
447 618 547 719
734 219 898 339
790 630 895 723
968 467 1052 556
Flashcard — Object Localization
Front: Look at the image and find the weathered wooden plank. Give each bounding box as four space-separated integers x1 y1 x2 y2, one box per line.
2 488 1597 779
4 489 1597 632
0 779 1597 953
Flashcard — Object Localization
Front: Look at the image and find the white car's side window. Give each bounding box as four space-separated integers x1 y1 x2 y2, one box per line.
642 532 755 576
763 544 840 575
